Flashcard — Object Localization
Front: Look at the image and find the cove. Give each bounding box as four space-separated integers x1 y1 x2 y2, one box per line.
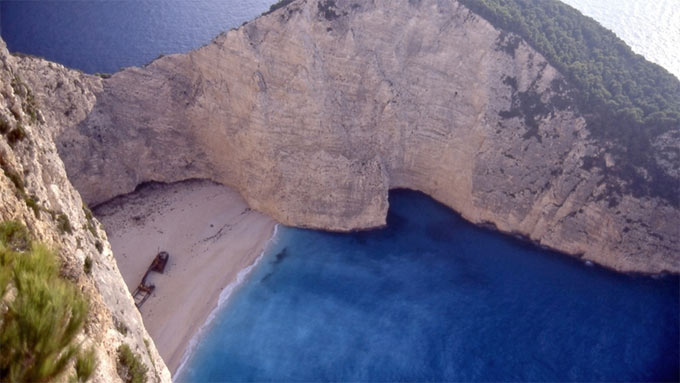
178 190 679 382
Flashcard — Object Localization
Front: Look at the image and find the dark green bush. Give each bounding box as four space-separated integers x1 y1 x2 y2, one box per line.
84 256 93 275
95 241 103 254
142 338 160 382
117 344 148 383
83 203 99 238
82 203 94 221
114 317 128 336
264 0 295 15
1 163 24 193
23 91 39 124
75 347 97 382
57 213 73 235
0 222 90 382
8 75 40 124
7 123 26 146
82 221 96 237
24 195 41 218
6 124 26 146
10 76 25 97
0 220 30 251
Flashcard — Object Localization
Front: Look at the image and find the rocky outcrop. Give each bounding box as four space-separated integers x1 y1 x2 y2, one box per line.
14 0 680 274
0 40 171 382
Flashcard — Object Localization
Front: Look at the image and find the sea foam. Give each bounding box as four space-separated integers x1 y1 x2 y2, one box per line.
174 223 280 379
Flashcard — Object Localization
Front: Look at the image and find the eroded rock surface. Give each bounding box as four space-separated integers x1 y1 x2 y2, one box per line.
0 40 170 383
16 0 680 273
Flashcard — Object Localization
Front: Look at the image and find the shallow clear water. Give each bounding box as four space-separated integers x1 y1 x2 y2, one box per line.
177 190 678 381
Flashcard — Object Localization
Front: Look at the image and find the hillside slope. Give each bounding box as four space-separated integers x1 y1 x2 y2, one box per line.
0 40 171 383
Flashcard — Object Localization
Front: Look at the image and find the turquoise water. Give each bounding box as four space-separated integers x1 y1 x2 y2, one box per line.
178 190 679 382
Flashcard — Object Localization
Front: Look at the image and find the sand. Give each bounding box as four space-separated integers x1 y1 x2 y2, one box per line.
94 180 276 374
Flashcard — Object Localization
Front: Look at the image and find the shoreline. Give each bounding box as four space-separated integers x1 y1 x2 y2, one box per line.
174 223 279 378
95 180 277 374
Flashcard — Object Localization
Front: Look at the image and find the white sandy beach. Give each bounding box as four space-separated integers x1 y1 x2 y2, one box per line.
95 180 276 374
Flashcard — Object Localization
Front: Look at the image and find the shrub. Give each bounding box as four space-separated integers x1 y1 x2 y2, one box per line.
6 124 26 146
57 213 73 235
0 157 25 193
84 256 93 275
10 76 25 97
95 241 103 254
83 203 99 238
4 168 24 192
143 338 160 382
0 223 90 382
0 220 30 251
117 344 148 383
83 221 97 238
23 92 39 124
8 75 40 124
75 347 97 382
113 316 128 336
82 203 94 221
264 0 295 15
24 195 40 218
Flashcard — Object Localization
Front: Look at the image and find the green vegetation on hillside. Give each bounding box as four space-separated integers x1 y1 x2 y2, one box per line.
1 116 26 147
117 344 148 383
458 0 680 206
75 348 97 382
11 75 40 124
0 221 93 383
264 0 295 15
458 0 680 127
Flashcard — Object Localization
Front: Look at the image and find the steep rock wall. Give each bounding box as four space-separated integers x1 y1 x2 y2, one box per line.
0 40 171 382
17 0 679 274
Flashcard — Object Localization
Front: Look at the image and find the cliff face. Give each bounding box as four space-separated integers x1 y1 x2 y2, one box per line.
15 0 680 274
0 41 171 382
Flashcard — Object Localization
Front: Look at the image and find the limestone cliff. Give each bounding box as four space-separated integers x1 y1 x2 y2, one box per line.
14 0 680 274
0 40 171 382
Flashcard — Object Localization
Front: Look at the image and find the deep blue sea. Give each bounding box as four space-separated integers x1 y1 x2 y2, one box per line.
2 1 678 381
176 190 679 382
1 0 275 74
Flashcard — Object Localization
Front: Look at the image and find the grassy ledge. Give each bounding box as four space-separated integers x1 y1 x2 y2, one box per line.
0 221 93 383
